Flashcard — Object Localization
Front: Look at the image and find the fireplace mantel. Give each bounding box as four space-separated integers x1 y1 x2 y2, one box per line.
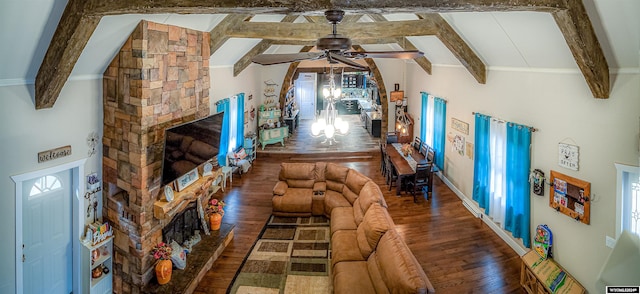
154 168 223 220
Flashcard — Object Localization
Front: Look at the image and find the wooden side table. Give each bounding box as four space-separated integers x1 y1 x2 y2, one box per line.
520 250 585 294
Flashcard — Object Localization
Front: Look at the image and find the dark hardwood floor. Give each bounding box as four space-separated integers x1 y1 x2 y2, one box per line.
194 116 524 294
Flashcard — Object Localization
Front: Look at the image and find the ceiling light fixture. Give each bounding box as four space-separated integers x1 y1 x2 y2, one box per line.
311 65 349 144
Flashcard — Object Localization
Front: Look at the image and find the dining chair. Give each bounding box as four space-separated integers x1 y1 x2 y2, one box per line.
412 137 421 150
406 161 433 202
419 142 428 156
386 132 398 144
383 153 398 191
426 147 435 163
379 143 387 176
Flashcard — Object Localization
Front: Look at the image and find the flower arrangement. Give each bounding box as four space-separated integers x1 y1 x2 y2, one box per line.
151 242 173 260
206 198 226 216
401 143 413 157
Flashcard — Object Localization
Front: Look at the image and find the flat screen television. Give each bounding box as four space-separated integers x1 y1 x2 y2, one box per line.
161 112 224 187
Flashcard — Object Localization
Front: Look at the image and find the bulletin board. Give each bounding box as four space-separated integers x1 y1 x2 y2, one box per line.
549 170 590 224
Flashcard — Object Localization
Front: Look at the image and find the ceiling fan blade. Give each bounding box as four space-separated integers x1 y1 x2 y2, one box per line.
344 50 424 59
252 52 325 65
328 52 368 70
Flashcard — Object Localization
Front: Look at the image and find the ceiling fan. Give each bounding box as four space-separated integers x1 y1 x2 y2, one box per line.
251 9 424 70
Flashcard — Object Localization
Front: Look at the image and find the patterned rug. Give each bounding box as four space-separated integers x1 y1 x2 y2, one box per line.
228 216 332 294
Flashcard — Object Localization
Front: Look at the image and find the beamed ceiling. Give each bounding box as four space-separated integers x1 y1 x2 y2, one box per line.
30 0 619 109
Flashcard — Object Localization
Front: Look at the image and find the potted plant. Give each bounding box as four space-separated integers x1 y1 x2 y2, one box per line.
150 242 173 285
206 198 226 230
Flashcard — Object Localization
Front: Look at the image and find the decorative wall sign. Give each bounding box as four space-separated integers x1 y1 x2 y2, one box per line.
453 135 465 156
465 142 474 160
549 170 590 224
38 145 72 163
87 131 100 157
558 143 579 171
451 118 469 135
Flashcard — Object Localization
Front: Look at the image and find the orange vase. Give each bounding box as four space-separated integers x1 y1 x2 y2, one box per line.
155 259 172 285
209 213 222 230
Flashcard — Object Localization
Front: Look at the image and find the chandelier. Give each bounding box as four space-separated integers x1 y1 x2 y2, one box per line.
311 65 349 144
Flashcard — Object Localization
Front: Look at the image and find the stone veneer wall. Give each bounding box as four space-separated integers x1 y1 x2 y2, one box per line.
102 20 210 293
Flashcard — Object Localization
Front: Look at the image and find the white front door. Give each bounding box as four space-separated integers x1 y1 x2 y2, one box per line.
22 169 73 294
295 73 317 120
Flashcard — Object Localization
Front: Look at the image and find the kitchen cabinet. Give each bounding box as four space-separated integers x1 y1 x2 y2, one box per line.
365 111 381 138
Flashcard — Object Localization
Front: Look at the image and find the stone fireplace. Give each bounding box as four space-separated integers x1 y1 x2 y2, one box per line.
102 20 211 293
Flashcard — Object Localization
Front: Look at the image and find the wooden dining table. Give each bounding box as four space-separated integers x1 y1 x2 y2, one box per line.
385 144 428 195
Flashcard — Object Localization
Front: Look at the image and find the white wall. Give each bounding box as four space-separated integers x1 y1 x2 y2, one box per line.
405 63 640 294
210 64 263 136
0 79 104 293
370 59 405 132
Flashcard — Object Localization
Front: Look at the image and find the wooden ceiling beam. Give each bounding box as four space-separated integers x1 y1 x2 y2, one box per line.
232 14 298 77
552 0 609 98
34 0 608 109
419 13 486 84
226 20 438 40
209 14 252 55
369 14 433 75
34 1 100 109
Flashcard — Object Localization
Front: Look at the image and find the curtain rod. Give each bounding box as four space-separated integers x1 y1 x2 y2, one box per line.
420 91 448 103
472 112 537 132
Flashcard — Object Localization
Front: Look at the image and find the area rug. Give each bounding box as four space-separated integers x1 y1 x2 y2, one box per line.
228 216 332 294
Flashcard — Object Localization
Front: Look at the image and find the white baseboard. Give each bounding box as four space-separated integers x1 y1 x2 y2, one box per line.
436 172 528 256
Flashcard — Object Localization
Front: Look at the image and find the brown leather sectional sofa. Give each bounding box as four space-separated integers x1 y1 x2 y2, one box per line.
272 162 435 293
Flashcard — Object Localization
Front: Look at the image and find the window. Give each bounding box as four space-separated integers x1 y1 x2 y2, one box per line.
29 175 62 198
616 163 640 237
420 92 446 170
473 113 532 247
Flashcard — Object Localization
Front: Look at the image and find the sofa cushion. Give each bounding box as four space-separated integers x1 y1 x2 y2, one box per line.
354 182 387 225
330 206 356 235
331 230 364 268
367 252 391 294
314 162 327 182
345 169 370 195
375 229 434 294
279 163 316 188
356 203 392 259
325 163 349 192
324 190 351 216
272 188 313 215
333 261 377 294
273 181 288 196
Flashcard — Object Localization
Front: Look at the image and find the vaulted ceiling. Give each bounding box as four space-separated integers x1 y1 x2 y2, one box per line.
1 0 638 109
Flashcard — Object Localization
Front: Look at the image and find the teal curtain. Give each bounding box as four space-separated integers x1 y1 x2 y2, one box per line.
473 113 491 213
433 97 446 170
216 98 230 166
420 92 428 142
505 123 532 247
236 93 245 150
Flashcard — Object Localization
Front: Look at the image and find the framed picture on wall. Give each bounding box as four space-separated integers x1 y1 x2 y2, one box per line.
390 90 404 102
176 168 199 191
